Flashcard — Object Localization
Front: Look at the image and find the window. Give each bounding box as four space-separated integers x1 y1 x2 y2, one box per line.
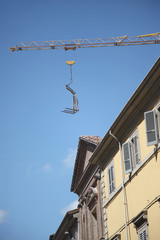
122 130 140 174
138 224 149 240
130 130 140 168
144 110 158 146
107 160 115 194
133 210 149 240
144 100 160 146
123 142 132 174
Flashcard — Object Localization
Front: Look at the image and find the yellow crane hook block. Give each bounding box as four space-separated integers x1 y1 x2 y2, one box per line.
66 60 76 65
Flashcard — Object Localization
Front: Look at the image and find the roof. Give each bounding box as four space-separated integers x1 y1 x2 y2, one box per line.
80 135 102 145
71 135 102 193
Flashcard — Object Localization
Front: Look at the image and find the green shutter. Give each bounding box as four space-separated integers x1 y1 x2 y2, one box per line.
144 110 158 146
122 142 132 174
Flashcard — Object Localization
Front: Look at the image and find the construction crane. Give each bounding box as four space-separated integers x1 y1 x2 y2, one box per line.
9 32 160 114
10 33 160 52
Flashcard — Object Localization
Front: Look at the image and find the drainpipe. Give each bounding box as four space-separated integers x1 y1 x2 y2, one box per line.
78 218 80 240
109 131 129 240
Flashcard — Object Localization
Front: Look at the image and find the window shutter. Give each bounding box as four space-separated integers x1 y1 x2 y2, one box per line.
110 165 115 191
108 162 115 194
108 167 112 194
144 110 158 146
139 227 148 240
132 136 140 165
122 142 132 174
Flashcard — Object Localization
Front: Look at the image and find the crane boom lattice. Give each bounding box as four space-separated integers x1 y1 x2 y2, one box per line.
10 33 160 52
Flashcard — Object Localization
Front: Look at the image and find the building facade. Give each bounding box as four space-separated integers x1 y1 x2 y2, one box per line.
50 136 104 240
71 136 104 240
90 57 160 240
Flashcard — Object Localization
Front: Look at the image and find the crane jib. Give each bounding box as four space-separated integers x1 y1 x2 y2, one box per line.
9 32 160 52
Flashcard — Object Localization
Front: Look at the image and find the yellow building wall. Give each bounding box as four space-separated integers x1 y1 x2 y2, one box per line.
126 151 160 220
148 202 160 240
104 149 160 239
106 191 124 237
118 202 160 240
114 151 122 190
118 226 138 240
103 102 160 239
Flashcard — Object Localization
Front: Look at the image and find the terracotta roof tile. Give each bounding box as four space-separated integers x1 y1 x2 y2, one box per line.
80 135 102 145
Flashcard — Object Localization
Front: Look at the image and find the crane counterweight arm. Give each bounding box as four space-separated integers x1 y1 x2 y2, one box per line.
9 33 160 52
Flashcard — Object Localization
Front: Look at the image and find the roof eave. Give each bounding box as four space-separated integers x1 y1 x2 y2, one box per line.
54 209 79 239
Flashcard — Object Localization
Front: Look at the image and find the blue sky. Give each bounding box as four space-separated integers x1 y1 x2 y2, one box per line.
0 0 160 239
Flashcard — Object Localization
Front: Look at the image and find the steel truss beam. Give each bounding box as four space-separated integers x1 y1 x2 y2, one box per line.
10 33 160 52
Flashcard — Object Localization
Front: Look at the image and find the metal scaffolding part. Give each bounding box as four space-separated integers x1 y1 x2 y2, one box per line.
9 33 160 52
62 61 79 114
62 85 79 114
